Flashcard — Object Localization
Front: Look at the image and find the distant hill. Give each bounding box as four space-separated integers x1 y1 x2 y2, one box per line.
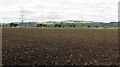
1 20 119 28
41 21 60 25
61 20 95 24
40 20 95 24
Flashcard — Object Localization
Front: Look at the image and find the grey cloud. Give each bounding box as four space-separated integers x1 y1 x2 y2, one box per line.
0 0 119 22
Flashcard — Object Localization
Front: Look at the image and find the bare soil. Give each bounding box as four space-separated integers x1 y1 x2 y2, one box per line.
2 28 119 65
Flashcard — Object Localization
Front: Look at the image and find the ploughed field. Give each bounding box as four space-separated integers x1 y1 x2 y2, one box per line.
2 28 118 65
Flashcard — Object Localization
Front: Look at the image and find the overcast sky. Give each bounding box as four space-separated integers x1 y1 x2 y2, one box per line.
0 0 119 23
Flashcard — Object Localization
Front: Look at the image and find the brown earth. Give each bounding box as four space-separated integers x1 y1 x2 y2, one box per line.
2 28 119 65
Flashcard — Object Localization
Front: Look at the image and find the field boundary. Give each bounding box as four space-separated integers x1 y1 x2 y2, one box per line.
0 27 2 66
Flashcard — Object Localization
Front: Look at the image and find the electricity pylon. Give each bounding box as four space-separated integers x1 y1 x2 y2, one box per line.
20 8 25 26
